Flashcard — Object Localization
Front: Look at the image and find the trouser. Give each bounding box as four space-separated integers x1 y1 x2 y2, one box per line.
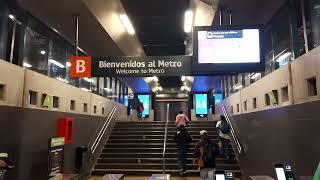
177 148 188 171
200 168 215 180
219 137 230 157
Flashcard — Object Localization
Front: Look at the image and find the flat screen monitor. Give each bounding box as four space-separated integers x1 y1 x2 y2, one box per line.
138 95 150 116
214 93 223 104
275 167 287 180
195 94 208 115
216 174 226 180
193 25 265 74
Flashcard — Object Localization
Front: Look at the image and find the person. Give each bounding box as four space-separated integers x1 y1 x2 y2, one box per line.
216 115 231 159
194 130 219 180
174 126 192 175
175 111 190 128
137 100 144 119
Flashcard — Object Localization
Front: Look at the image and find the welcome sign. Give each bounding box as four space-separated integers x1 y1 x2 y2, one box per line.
70 56 191 77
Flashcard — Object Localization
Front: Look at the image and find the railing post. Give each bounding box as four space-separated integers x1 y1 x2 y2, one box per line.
162 103 170 174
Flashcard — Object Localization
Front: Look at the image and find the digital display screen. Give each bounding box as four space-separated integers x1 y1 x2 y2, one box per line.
275 167 287 180
195 94 208 115
214 93 223 104
198 29 260 64
192 26 265 74
138 95 150 116
124 95 128 106
215 174 225 180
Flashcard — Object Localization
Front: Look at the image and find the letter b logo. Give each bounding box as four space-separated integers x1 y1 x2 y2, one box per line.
70 56 91 78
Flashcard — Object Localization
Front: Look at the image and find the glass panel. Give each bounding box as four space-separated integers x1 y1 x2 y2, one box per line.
23 27 49 75
48 41 66 80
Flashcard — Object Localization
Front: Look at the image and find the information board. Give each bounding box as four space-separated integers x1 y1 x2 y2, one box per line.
48 137 65 177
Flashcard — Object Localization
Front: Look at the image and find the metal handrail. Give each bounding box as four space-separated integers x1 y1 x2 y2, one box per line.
90 106 117 154
162 103 170 174
222 105 242 154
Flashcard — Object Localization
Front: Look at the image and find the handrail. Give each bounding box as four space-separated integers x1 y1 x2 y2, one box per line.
90 106 117 154
222 105 242 154
162 103 170 174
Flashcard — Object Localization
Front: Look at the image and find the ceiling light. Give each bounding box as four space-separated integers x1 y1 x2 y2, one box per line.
250 73 261 80
40 50 46 55
276 52 291 62
8 14 14 20
56 77 69 83
83 77 94 83
234 84 242 90
181 76 186 81
153 76 158 82
119 14 135 35
66 62 71 67
185 86 191 92
49 59 65 68
104 88 112 92
184 10 193 33
157 87 163 91
81 88 92 92
23 62 32 68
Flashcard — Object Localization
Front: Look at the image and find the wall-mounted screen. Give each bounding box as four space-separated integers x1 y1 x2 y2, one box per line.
214 93 223 104
193 26 265 74
195 94 208 115
138 95 150 116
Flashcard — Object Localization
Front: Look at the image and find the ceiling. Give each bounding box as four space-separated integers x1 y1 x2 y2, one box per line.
120 0 191 89
120 0 190 56
19 0 287 93
213 0 287 26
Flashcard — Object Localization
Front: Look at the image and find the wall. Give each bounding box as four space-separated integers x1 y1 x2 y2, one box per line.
0 60 25 107
223 46 320 115
0 60 129 179
291 47 320 104
0 59 126 117
231 101 320 177
221 47 320 177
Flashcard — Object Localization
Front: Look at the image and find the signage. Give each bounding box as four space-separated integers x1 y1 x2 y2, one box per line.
48 137 65 177
50 137 65 147
70 56 191 77
195 94 208 115
0 153 8 158
70 56 91 78
43 95 53 108
268 91 278 105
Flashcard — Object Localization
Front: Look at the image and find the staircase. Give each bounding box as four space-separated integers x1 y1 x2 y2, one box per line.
91 120 241 176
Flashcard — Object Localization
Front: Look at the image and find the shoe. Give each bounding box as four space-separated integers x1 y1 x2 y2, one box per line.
179 169 184 176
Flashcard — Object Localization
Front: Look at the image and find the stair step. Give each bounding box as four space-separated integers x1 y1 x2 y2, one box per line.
99 153 235 159
97 157 238 164
91 169 241 176
108 135 218 140
94 163 239 170
107 139 220 144
101 148 234 154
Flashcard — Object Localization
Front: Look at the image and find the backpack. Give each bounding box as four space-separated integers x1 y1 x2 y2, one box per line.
203 142 215 166
220 120 230 134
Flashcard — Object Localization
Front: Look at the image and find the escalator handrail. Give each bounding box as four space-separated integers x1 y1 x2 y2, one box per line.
222 105 242 154
90 106 117 154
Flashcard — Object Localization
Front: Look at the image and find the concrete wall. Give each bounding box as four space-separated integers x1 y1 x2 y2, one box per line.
291 47 320 104
0 60 25 107
0 59 130 179
0 59 127 117
221 47 320 177
223 46 320 115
